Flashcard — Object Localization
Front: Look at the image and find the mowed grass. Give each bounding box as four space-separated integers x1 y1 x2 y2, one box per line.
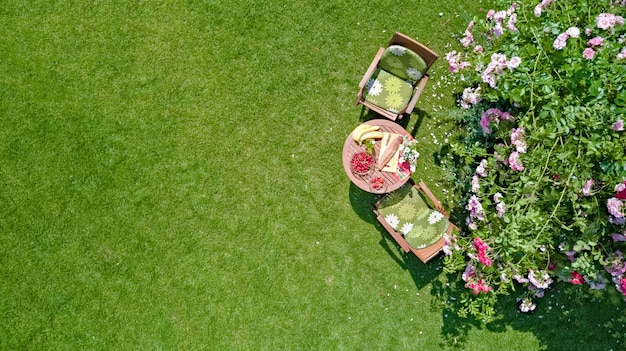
0 0 623 350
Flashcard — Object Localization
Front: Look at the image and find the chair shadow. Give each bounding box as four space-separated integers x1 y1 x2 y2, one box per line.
358 107 381 122
407 108 429 137
373 220 444 290
348 176 443 290
357 106 430 138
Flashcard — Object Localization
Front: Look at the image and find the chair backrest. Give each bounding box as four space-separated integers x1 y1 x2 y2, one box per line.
387 32 439 74
378 45 427 84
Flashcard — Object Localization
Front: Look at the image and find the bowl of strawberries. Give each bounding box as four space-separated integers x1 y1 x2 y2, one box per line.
350 152 373 176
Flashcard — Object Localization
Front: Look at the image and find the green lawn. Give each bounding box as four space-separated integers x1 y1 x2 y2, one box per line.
0 0 623 350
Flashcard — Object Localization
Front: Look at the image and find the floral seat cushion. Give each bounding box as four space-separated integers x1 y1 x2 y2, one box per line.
379 45 427 84
363 68 413 113
378 183 449 249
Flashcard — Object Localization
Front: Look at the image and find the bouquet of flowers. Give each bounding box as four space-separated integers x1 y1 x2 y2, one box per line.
398 136 419 173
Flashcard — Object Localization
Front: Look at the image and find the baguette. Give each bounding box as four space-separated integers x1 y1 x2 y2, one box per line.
377 134 402 169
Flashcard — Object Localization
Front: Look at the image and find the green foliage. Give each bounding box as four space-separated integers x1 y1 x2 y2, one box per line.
443 0 626 322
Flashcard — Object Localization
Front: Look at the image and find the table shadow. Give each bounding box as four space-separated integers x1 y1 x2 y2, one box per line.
347 181 381 225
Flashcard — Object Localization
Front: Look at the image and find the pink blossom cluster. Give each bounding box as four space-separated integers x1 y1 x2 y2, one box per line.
460 86 481 109
479 108 514 134
534 0 552 17
618 49 626 60
583 48 596 60
466 279 493 294
507 127 527 171
513 274 528 283
473 237 492 267
508 151 524 171
553 32 569 50
596 13 625 31
493 192 506 218
470 159 487 197
471 174 480 193
519 298 536 313
442 233 460 256
510 127 527 153
583 36 604 60
462 263 492 294
582 179 594 197
460 21 475 47
587 36 604 47
481 53 522 88
528 269 553 289
476 159 488 177
570 271 586 284
613 119 625 131
553 27 580 50
486 4 518 38
445 51 471 73
466 195 485 230
608 181 626 222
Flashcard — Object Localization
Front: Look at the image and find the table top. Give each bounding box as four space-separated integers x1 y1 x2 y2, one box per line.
342 119 413 194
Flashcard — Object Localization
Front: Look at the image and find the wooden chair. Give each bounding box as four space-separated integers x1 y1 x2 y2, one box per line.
355 32 439 121
373 179 459 263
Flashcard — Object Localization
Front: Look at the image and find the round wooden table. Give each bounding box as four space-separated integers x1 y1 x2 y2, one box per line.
342 119 413 194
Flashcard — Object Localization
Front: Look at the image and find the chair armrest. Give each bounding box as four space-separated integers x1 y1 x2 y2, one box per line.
416 180 447 216
376 214 412 253
405 74 429 114
446 223 461 235
373 204 411 253
358 48 385 89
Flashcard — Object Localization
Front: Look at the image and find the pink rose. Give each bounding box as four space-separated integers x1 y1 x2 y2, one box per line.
508 151 524 171
587 36 604 47
566 27 580 38
553 33 569 50
597 13 614 30
582 47 595 60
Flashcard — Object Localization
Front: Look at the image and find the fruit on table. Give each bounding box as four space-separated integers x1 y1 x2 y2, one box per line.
359 131 383 144
350 152 373 174
352 124 382 144
371 176 385 190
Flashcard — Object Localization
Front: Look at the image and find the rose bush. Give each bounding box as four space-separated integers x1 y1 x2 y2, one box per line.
441 0 626 321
